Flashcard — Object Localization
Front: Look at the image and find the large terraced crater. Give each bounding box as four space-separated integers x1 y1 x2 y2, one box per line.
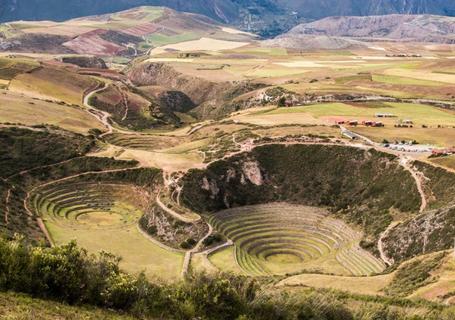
209 203 385 276
181 144 423 276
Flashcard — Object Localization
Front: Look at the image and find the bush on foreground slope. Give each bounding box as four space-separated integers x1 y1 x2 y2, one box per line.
1 237 455 320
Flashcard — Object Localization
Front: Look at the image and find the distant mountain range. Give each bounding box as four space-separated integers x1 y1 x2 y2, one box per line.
282 14 455 43
263 14 455 50
1 0 455 36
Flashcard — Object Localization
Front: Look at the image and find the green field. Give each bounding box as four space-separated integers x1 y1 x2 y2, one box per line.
146 33 199 47
261 102 455 127
208 246 245 274
372 74 444 87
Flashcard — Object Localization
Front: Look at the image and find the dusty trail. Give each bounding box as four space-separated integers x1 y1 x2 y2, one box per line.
420 158 455 174
83 83 113 136
157 170 215 276
182 222 213 277
4 188 11 225
155 194 200 223
377 156 429 265
339 125 376 146
83 83 133 137
377 221 400 266
201 239 234 256
399 156 428 213
83 83 204 140
119 87 129 121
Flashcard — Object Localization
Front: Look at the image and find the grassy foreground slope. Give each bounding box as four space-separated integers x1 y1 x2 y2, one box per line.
0 292 133 320
2 237 455 320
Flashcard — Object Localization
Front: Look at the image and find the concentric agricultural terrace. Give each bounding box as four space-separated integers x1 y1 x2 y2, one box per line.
208 203 385 276
31 182 146 231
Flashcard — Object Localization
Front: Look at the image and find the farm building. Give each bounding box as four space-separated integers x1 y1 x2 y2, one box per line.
362 121 384 127
375 113 395 118
387 144 433 153
432 147 455 156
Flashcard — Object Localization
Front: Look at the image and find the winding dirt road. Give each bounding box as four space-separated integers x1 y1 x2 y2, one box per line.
377 221 400 266
399 156 428 213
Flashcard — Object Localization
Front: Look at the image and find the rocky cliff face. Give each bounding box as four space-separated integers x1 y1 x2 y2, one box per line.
128 62 231 106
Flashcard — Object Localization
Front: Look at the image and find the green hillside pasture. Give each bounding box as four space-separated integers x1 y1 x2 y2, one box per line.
208 203 385 276
0 91 104 134
384 68 455 85
372 74 445 87
146 33 199 47
31 181 184 281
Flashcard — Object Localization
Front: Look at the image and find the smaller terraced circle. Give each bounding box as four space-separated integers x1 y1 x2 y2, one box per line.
209 203 385 276
31 182 144 230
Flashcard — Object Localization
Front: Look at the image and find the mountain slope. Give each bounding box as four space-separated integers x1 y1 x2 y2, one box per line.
1 1 455 37
0 6 253 56
0 0 239 24
277 0 455 19
280 14 455 44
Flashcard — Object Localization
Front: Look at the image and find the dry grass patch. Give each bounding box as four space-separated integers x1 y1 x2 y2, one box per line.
117 148 204 171
0 90 104 134
429 155 455 171
9 66 98 105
